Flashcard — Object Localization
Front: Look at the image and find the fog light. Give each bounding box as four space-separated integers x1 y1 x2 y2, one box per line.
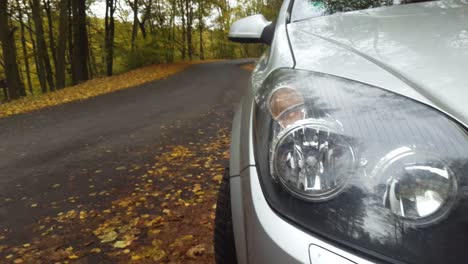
271 119 356 202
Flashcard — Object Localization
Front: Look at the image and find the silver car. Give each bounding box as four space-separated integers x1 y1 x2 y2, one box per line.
214 1 468 263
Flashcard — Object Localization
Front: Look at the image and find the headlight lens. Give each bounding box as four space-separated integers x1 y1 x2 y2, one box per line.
376 147 458 226
271 119 356 201
254 69 468 264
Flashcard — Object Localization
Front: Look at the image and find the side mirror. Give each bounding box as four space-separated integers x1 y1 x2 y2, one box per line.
228 14 275 45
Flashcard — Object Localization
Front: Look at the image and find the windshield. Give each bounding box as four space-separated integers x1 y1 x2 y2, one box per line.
291 0 435 21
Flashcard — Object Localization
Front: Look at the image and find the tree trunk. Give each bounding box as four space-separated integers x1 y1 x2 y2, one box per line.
138 21 146 39
105 0 116 76
86 18 96 79
16 0 33 95
1 80 7 100
67 0 76 84
139 0 152 39
197 0 204 60
26 10 47 93
71 0 89 83
56 0 68 89
169 0 176 62
179 0 186 59
31 0 55 91
186 0 193 60
43 0 57 67
0 0 24 100
88 40 98 78
131 0 139 50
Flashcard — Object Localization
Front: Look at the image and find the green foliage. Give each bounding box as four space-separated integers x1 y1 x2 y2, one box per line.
1 0 282 102
126 38 166 70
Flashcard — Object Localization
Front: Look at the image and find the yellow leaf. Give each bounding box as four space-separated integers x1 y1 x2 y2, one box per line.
170 235 193 248
91 248 101 253
162 209 171 215
98 230 118 243
186 244 206 258
147 229 161 237
192 184 202 193
152 249 166 261
152 239 163 247
113 240 130 249
212 174 223 183
79 211 87 220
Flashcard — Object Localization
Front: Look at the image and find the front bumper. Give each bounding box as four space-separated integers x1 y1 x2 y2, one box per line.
234 165 376 264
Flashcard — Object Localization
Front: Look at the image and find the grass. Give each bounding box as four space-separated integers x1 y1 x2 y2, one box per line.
0 61 218 118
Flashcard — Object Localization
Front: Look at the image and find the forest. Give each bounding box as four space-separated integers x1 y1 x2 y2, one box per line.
0 0 281 102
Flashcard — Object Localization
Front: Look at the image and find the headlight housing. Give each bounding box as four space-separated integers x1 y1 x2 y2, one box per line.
254 69 468 264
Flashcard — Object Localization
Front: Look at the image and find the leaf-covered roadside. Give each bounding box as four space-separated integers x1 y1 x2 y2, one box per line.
241 63 255 71
0 124 230 263
0 61 216 118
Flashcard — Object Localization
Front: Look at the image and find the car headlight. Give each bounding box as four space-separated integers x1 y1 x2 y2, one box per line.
254 69 468 264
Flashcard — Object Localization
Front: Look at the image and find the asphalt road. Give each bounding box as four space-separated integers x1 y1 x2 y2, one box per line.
0 60 251 248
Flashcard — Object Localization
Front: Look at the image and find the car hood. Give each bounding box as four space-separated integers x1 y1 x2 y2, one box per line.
288 1 468 126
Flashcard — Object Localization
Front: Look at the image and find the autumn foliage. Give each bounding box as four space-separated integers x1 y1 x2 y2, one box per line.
0 63 194 118
241 63 255 71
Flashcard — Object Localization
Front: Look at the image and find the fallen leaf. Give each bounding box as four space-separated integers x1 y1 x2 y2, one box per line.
212 174 223 183
152 249 166 261
186 244 206 258
162 209 171 215
98 230 118 243
91 248 101 253
170 235 193 248
0 63 192 118
113 240 130 249
192 184 202 193
79 211 87 220
152 239 163 247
